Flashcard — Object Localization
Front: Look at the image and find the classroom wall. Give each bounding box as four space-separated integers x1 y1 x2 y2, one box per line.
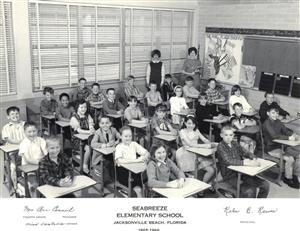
197 0 300 116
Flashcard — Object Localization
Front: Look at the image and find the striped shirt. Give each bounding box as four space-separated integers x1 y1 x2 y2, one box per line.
205 88 222 103
2 121 25 144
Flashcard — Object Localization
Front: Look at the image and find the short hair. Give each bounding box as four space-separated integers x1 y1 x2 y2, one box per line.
264 91 274 98
59 93 70 101
199 92 207 99
45 135 61 147
181 114 197 131
165 74 172 79
149 81 157 86
106 88 115 94
127 75 135 80
233 102 243 110
6 106 20 115
24 121 37 130
74 99 87 113
174 85 183 93
119 125 132 135
151 49 161 58
43 86 54 95
92 82 100 88
231 85 242 95
149 143 166 159
267 107 279 113
208 78 217 84
155 103 167 112
188 47 197 55
98 115 111 123
221 125 235 133
128 95 138 102
185 76 194 82
78 77 87 82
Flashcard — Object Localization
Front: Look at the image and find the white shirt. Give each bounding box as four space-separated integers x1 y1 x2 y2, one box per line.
229 95 253 115
1 121 25 144
170 96 189 115
18 137 47 165
115 141 148 163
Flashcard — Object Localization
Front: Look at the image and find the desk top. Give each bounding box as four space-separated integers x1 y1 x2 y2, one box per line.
74 133 91 140
243 110 258 117
186 147 216 157
91 104 103 109
106 113 123 118
273 139 300 147
152 178 211 198
228 158 276 177
285 118 300 134
0 144 19 153
37 175 97 198
18 164 39 173
42 115 55 120
128 122 148 129
120 162 147 174
204 117 229 124
212 100 229 106
93 147 115 155
55 121 70 127
154 134 177 142
236 125 260 134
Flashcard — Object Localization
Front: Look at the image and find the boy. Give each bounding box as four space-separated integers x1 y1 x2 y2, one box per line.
86 82 106 106
145 82 163 117
1 106 26 194
70 77 92 103
183 76 200 108
161 74 176 101
124 75 144 101
102 88 125 130
146 49 165 91
56 93 74 122
205 78 225 105
40 86 58 116
217 125 270 198
230 103 257 130
19 121 47 197
39 136 73 187
259 91 290 123
262 107 300 188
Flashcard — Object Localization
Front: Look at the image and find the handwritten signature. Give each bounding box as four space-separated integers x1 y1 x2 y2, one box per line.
223 206 278 216
24 205 75 213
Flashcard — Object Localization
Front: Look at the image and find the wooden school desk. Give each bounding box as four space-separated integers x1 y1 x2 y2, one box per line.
204 117 229 141
228 158 276 198
154 134 177 142
128 122 148 142
0 144 19 194
212 100 229 112
18 164 39 198
106 113 124 127
92 146 115 195
41 114 55 135
119 162 147 197
73 133 91 174
243 110 258 117
284 118 300 134
173 109 195 126
37 175 97 198
235 125 260 135
55 120 70 150
186 146 217 179
152 178 211 198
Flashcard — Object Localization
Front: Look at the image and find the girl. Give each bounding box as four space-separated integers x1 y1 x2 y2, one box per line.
146 49 165 92
169 86 189 125
177 115 215 184
229 85 254 115
114 126 150 197
147 144 185 190
70 99 95 174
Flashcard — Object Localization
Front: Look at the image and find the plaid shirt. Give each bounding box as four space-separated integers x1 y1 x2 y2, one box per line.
40 99 58 116
38 153 73 186
205 88 222 103
86 92 106 103
217 140 253 180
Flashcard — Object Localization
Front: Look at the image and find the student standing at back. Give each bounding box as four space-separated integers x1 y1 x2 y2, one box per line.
146 49 165 92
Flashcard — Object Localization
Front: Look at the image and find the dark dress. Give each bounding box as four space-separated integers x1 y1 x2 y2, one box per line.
71 113 90 150
149 61 163 91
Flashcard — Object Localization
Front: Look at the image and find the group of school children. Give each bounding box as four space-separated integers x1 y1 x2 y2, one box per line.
1 49 299 198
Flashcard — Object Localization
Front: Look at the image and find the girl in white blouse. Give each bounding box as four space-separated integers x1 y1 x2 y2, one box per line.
229 85 254 115
170 86 189 125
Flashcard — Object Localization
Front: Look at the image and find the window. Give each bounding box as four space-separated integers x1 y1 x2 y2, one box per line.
29 3 122 90
274 74 291 96
0 1 16 95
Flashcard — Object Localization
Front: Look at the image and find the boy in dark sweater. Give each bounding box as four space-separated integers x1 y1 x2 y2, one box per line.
161 74 176 101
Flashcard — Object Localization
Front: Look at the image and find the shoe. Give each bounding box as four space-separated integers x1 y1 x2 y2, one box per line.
283 177 299 189
292 175 300 189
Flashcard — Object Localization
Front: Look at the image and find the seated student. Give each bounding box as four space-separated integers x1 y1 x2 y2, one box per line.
86 82 106 122
40 86 58 116
124 96 148 147
262 107 300 188
230 103 257 130
183 76 200 109
124 75 144 101
205 78 225 104
169 85 189 125
102 88 125 130
56 93 75 122
195 93 221 141
145 81 163 117
147 144 185 192
229 85 254 115
70 77 92 103
2 106 26 194
18 121 47 197
70 99 95 174
161 74 176 101
91 115 120 167
177 115 215 185
259 91 290 123
39 136 73 188
217 125 270 198
115 126 150 197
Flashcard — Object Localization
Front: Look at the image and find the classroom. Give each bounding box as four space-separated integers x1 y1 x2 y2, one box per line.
0 0 299 199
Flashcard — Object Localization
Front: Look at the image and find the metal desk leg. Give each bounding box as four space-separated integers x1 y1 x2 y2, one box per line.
79 141 84 174
24 173 30 198
277 144 284 185
99 153 104 197
5 152 13 193
209 122 213 141
194 155 199 179
47 119 51 135
237 172 241 198
128 171 132 198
